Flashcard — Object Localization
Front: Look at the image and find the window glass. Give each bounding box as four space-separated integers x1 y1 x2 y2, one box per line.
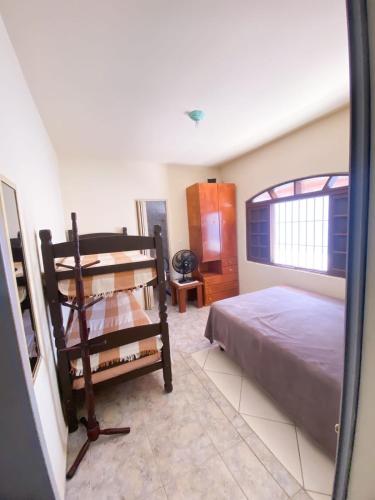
271 182 294 199
272 195 329 271
296 176 329 194
328 175 349 189
252 191 271 203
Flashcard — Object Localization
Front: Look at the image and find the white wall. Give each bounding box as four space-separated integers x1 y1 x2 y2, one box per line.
59 159 169 234
219 106 350 300
0 16 66 499
59 158 221 267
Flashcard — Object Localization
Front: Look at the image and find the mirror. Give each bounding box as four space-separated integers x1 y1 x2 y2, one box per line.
1 180 40 375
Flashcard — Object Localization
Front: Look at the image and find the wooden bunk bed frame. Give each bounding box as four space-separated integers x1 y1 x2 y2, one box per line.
66 226 128 241
40 224 173 432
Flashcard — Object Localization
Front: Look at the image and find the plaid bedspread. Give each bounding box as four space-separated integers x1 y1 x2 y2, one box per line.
57 251 156 298
66 291 162 376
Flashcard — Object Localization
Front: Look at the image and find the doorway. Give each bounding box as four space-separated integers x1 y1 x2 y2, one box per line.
136 199 171 307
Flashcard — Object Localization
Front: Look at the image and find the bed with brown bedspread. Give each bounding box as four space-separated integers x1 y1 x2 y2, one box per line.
205 285 345 457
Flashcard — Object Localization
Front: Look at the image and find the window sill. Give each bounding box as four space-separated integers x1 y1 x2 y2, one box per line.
246 259 346 278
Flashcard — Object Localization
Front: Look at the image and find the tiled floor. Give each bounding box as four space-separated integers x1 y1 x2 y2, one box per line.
192 346 335 499
66 301 334 499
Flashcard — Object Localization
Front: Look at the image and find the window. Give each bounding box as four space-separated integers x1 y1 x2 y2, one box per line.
246 174 349 277
272 196 329 271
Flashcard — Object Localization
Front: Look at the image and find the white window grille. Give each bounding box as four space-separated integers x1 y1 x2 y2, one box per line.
271 196 329 271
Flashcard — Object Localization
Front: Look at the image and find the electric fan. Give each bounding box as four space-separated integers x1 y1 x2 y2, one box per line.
172 250 198 283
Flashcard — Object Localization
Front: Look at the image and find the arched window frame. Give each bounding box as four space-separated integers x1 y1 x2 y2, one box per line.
246 173 349 277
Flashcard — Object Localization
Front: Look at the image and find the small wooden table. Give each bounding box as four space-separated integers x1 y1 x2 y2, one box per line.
170 280 203 313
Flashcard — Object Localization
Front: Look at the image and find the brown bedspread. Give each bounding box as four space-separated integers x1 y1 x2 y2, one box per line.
205 286 345 457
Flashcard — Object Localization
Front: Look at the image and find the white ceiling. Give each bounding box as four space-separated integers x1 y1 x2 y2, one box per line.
0 0 349 166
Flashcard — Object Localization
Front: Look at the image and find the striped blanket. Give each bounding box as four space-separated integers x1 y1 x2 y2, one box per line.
66 291 162 376
57 251 156 298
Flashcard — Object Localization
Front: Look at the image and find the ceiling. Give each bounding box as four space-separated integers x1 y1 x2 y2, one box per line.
0 0 349 166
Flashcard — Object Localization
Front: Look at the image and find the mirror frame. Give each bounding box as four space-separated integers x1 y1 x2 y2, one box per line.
0 175 42 380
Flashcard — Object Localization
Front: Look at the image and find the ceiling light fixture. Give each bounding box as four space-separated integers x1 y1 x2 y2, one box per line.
186 109 205 127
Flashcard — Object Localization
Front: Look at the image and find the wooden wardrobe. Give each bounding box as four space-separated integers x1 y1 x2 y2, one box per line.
186 182 239 305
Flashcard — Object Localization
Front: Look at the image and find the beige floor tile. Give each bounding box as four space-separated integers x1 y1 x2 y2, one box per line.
148 415 218 482
240 376 292 423
246 431 301 497
143 389 192 430
164 454 246 500
293 490 316 500
172 370 211 406
297 428 335 495
243 415 303 485
231 413 254 440
146 487 168 499
222 441 289 500
65 477 91 500
204 346 243 376
306 491 331 500
192 398 242 453
88 434 161 500
205 370 242 409
191 348 211 368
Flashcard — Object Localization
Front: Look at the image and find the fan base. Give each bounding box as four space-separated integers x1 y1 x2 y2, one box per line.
178 277 195 284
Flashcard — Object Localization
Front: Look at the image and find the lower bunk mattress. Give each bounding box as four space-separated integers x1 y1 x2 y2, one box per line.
205 285 345 458
66 291 162 389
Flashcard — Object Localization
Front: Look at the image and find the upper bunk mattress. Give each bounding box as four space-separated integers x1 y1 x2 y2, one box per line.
56 251 156 298
205 285 345 457
66 290 162 377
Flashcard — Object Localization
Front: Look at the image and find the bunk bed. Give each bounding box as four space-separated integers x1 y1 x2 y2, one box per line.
40 225 172 432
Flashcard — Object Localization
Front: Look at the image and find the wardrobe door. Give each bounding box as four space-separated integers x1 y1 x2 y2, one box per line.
199 184 221 262
187 184 204 261
218 183 237 259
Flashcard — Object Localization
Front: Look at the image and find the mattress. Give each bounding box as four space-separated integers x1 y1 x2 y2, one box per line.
66 291 162 377
56 251 156 298
205 285 345 457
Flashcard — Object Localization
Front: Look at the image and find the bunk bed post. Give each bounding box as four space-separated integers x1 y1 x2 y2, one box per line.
154 225 173 393
39 229 78 431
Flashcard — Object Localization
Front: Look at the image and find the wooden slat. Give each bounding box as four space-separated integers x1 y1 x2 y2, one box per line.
68 323 161 360
67 228 127 241
55 260 156 281
53 235 156 258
